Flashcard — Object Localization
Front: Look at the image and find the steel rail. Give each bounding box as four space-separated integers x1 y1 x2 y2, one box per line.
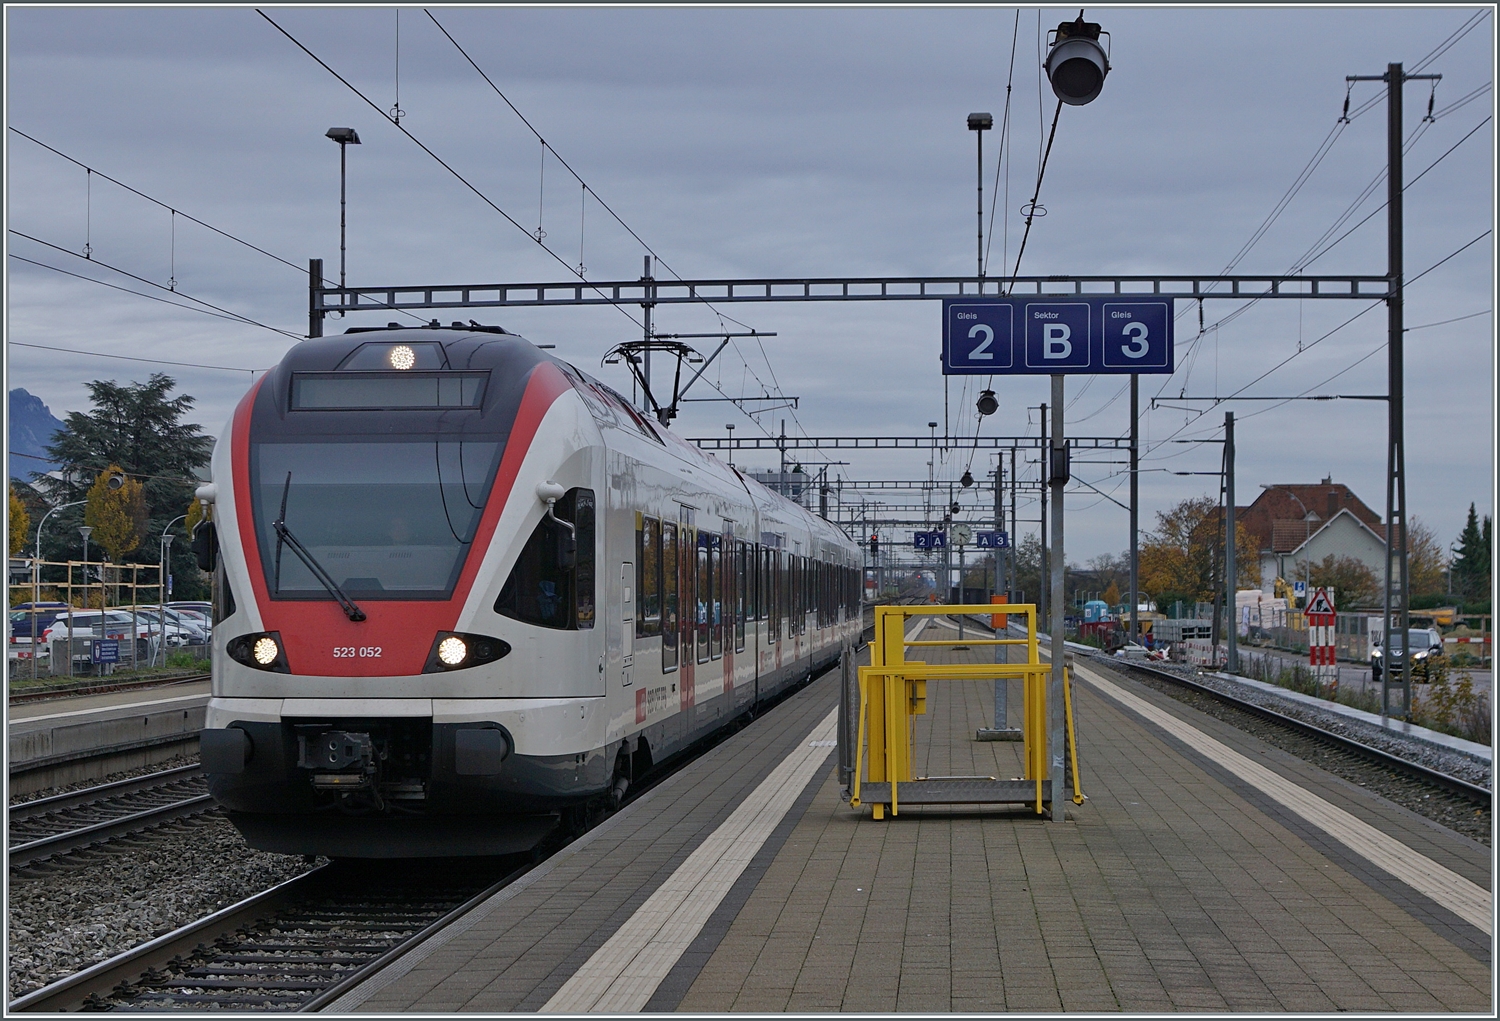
7 671 211 704
962 614 1491 806
1105 657 1492 806
8 763 202 824
296 863 532 1011
9 794 216 867
7 867 333 1012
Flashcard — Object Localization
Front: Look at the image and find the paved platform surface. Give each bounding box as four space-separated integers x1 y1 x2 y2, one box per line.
334 623 1492 1014
7 679 209 791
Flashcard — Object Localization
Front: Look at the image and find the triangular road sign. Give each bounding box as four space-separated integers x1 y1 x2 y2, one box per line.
1305 587 1336 615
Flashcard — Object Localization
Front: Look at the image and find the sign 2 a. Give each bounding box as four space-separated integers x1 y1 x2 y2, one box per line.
942 296 1174 375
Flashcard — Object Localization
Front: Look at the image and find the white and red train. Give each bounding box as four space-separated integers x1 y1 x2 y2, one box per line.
195 325 861 857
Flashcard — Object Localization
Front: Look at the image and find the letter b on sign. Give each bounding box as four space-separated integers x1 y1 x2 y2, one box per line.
1044 323 1071 359
1024 303 1089 369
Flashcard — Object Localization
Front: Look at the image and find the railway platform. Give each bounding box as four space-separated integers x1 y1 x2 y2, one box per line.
329 622 1491 1013
7 678 209 794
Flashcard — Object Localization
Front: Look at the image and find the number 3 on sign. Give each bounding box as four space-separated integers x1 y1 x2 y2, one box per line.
1121 322 1149 358
968 323 994 360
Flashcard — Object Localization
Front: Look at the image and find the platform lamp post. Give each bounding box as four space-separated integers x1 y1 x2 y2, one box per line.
326 127 361 300
78 526 92 594
725 423 734 468
1038 13 1111 824
29 499 86 680
967 112 992 288
156 514 187 666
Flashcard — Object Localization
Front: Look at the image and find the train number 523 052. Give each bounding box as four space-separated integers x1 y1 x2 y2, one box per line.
333 646 382 658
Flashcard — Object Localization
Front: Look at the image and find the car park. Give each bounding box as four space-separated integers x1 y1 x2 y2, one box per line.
137 605 211 645
42 610 194 656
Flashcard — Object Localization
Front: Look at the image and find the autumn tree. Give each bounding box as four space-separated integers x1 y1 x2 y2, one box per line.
9 486 30 558
84 466 148 561
1307 554 1377 608
1404 516 1446 599
1139 496 1260 604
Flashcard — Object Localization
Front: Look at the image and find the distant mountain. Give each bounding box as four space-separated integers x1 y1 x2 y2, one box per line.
8 388 67 480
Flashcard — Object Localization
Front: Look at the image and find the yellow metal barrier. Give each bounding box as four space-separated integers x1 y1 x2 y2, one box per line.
850 604 1083 819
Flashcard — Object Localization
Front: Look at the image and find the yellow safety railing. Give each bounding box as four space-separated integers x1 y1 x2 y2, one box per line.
850 603 1083 819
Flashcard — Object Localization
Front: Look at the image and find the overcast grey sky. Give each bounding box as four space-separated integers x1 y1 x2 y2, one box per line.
5 5 1495 564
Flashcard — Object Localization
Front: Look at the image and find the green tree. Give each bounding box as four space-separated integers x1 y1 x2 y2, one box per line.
42 374 214 598
1450 504 1492 602
1307 554 1377 609
83 465 148 561
8 486 30 558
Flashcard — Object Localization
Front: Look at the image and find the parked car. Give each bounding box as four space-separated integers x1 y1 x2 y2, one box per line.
42 610 193 652
136 605 210 645
1371 627 1444 682
167 601 213 620
8 603 69 647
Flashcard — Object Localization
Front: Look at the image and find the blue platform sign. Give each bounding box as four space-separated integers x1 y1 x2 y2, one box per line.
975 530 1010 549
91 639 120 663
913 531 948 549
943 296 1174 375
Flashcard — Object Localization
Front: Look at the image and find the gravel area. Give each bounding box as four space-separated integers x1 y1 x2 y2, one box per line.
1093 653 1492 846
7 814 318 1001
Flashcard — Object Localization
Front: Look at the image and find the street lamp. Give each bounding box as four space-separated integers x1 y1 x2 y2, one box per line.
967 112 992 286
326 127 361 293
1044 16 1111 106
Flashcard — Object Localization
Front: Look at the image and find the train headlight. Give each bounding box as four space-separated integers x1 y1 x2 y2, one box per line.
438 636 468 666
253 636 280 665
389 344 417 370
424 631 511 672
227 631 289 673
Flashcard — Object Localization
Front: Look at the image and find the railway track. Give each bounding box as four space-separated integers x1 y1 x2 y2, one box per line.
1106 656 1492 807
8 764 215 868
7 671 211 705
8 857 528 1011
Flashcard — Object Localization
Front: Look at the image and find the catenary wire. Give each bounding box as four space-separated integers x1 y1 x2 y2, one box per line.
9 254 288 335
9 232 303 339
9 340 264 375
8 127 429 326
421 9 801 444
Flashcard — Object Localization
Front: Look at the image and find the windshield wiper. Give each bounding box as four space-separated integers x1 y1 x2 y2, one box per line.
272 471 367 622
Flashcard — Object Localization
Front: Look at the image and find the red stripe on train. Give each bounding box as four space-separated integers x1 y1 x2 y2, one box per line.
231 363 573 676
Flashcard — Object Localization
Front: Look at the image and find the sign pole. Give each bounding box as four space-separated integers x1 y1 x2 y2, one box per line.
1049 374 1066 823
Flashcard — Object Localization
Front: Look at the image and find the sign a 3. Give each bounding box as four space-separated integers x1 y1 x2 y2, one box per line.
975 530 1010 549
942 296 1174 375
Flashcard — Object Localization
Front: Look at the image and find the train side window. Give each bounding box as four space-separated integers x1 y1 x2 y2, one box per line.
708 534 723 660
735 540 747 652
496 487 595 630
696 532 711 664
638 516 661 637
661 521 678 672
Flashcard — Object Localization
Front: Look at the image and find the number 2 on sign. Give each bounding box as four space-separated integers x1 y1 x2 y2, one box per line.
968 323 995 360
1121 321 1149 359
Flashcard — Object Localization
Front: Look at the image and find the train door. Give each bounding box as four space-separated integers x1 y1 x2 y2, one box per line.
620 562 634 686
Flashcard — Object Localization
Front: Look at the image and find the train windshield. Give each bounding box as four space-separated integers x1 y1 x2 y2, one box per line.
251 439 501 600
